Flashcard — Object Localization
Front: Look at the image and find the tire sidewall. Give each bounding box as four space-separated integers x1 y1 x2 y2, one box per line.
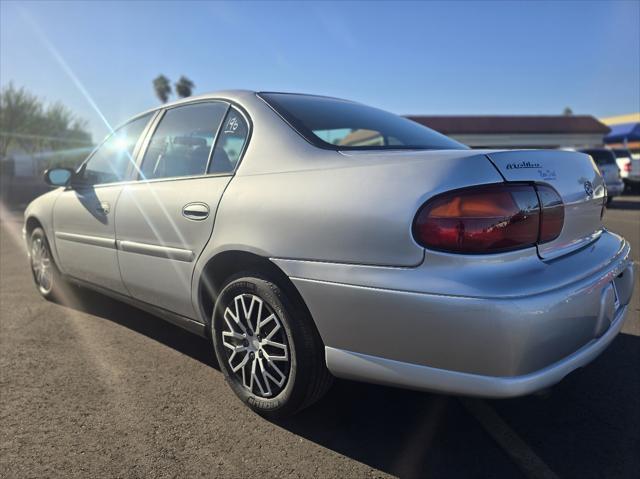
212 275 306 417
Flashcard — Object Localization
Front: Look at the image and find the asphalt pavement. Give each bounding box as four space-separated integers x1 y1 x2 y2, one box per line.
1 196 638 478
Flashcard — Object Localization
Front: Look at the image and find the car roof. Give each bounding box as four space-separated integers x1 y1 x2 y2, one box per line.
125 90 359 131
137 90 352 117
135 89 258 118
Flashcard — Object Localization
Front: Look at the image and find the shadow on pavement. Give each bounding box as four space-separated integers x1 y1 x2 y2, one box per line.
608 199 640 210
58 285 218 369
61 287 640 478
487 333 640 479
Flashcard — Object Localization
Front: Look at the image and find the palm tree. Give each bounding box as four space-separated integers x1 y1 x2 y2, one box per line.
175 76 195 98
153 75 172 103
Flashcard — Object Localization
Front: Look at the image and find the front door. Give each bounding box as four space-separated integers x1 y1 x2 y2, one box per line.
114 102 249 319
52 114 153 294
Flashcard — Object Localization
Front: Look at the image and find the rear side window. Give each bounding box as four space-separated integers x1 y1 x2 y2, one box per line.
80 113 151 185
208 107 249 173
259 92 466 151
140 102 227 180
582 149 616 166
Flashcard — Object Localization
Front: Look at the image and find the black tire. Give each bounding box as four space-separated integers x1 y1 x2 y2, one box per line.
28 227 65 301
606 196 613 206
211 273 332 419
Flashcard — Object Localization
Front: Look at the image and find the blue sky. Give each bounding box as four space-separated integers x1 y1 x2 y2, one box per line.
1 0 639 141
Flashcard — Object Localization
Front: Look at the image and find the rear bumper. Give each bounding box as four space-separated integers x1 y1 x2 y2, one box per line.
275 231 636 397
325 304 629 398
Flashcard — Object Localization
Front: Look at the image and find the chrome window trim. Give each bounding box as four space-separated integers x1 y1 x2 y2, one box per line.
127 172 235 185
76 172 234 190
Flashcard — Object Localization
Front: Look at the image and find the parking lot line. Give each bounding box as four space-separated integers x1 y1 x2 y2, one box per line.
461 398 559 479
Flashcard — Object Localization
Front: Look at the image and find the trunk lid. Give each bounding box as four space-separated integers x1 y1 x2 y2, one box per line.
486 150 605 260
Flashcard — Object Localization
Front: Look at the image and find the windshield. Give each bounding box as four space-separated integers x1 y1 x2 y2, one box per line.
259 92 467 151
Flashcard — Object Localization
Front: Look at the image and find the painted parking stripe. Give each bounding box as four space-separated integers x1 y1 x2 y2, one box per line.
461 398 559 479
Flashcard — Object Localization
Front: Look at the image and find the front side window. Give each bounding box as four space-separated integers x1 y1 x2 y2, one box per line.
259 92 466 151
79 113 151 185
140 102 228 180
208 107 249 173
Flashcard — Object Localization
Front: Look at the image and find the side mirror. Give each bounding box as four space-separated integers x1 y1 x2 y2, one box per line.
44 167 74 187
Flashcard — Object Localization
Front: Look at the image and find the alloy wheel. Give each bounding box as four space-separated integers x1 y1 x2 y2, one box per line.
221 293 290 398
31 237 53 295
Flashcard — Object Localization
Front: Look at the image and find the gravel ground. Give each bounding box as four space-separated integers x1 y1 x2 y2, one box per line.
1 196 638 478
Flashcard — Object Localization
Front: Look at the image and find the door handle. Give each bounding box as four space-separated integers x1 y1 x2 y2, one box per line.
182 202 210 221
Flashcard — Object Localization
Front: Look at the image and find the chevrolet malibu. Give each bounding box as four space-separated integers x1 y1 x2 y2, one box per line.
24 91 636 418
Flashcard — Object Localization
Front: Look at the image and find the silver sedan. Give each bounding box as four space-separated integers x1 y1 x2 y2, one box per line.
24 91 636 418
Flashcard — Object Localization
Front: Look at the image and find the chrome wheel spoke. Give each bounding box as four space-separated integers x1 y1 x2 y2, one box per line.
262 339 288 362
256 312 275 335
224 305 247 335
251 358 270 397
256 357 273 396
261 356 286 387
230 350 249 373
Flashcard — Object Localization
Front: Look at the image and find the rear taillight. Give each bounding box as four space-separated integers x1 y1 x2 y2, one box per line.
413 183 563 254
623 160 632 173
536 184 564 242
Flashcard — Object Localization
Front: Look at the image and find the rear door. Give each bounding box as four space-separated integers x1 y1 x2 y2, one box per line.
486 150 605 260
52 114 153 293
115 102 250 318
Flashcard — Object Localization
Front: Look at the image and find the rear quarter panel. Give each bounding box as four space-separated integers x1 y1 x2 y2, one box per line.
203 149 504 267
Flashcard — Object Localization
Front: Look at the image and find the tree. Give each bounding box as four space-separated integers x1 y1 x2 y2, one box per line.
0 83 92 169
153 74 172 103
175 76 195 98
563 107 573 116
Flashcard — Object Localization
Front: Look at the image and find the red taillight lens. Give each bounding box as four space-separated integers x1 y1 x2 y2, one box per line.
623 160 632 172
536 184 564 243
413 184 564 254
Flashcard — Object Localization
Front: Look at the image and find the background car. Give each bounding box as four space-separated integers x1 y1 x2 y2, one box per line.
579 148 625 203
611 148 640 192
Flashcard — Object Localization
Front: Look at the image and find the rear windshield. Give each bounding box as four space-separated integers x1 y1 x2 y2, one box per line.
582 149 616 166
259 92 466 151
611 149 632 159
